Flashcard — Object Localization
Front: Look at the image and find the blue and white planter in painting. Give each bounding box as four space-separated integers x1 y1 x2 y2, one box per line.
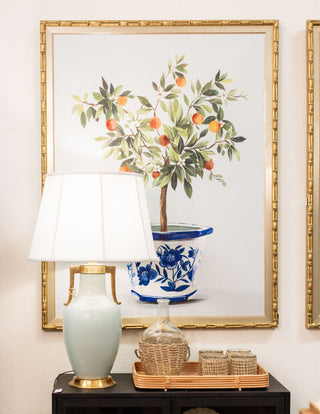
127 224 213 303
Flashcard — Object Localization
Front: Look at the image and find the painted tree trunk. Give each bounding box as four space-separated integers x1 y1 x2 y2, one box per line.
160 185 168 232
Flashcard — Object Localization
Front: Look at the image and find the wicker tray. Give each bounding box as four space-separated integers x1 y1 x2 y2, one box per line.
132 361 269 391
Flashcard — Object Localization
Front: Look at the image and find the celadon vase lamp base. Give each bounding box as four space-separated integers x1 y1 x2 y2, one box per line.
63 265 122 389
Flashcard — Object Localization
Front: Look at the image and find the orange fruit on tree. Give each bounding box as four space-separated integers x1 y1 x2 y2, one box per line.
176 77 186 87
150 116 162 129
192 113 204 125
117 96 128 106
106 118 117 131
205 159 214 170
159 134 170 146
152 171 161 179
209 120 221 133
119 165 131 172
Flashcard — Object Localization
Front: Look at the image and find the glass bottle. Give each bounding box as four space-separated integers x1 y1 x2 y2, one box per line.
142 298 186 344
137 299 189 375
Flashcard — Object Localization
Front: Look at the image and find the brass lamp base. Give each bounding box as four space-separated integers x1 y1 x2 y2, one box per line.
69 375 116 389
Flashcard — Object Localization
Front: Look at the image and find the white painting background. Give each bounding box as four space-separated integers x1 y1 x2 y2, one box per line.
52 32 265 319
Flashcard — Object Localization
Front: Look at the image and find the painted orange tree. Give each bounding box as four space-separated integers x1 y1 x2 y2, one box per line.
72 55 247 232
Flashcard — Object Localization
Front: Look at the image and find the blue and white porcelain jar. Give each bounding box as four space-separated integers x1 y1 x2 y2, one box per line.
127 223 213 302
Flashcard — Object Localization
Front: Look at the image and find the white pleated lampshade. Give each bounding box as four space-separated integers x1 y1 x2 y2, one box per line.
29 172 157 263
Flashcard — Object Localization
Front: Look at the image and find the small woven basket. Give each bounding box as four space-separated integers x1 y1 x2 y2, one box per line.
199 350 224 374
201 355 229 376
230 353 257 375
135 339 190 375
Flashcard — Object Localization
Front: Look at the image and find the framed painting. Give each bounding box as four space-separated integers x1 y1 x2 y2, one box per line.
40 20 279 330
306 20 320 328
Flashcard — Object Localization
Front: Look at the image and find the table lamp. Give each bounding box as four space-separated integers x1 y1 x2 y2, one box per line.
29 172 157 389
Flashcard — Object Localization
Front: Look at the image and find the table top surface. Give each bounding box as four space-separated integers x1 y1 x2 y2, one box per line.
52 372 290 399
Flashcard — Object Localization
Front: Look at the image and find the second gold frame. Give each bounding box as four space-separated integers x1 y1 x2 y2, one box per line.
306 20 320 328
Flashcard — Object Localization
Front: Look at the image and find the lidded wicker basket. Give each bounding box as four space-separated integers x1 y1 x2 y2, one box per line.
134 299 190 376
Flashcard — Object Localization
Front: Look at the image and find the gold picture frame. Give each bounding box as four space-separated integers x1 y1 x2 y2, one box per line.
306 20 320 328
40 19 279 330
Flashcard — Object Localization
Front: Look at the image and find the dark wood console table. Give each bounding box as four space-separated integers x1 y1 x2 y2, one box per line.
52 372 290 414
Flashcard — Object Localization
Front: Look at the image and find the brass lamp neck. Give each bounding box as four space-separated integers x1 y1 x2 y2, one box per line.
80 263 108 274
